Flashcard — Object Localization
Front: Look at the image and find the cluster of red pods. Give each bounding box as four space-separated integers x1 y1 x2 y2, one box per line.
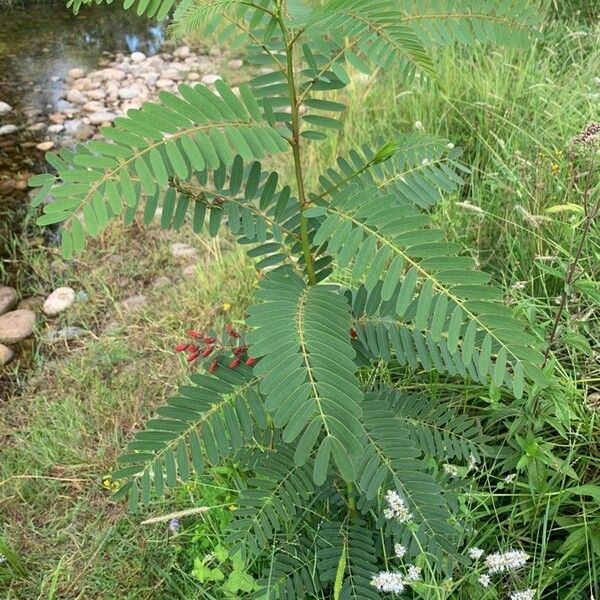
175 324 256 373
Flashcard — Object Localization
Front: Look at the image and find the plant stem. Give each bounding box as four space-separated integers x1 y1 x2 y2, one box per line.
279 9 316 286
346 481 357 518
543 162 598 367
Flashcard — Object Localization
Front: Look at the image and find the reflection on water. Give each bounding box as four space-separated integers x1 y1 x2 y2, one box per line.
0 1 164 118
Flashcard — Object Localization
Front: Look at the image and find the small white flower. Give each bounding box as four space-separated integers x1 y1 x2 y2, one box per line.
406 565 421 582
447 142 455 149
0 553 5 564
421 157 430 165
504 473 517 484
384 490 413 524
478 574 491 588
414 120 424 130
509 590 536 600
468 454 478 471
468 547 484 560
443 463 459 477
394 543 407 559
371 571 405 593
485 549 529 574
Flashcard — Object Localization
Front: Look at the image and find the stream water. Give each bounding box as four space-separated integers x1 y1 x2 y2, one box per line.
0 1 165 282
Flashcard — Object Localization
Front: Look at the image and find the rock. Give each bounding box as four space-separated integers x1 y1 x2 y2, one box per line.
73 77 94 91
156 78 175 88
27 122 46 132
0 343 14 366
45 326 88 342
74 124 95 140
87 89 106 101
36 141 55 151
173 45 191 59
162 68 181 81
0 180 16 195
131 51 146 63
151 276 171 288
118 85 140 100
201 74 222 85
66 89 86 104
170 242 198 258
62 119 82 134
95 68 125 81
47 124 65 134
120 294 148 312
49 112 65 124
0 101 12 115
0 124 18 135
83 100 106 113
228 58 244 69
186 72 201 82
88 112 116 124
0 286 18 315
68 67 85 79
0 309 35 344
43 287 76 316
120 101 142 113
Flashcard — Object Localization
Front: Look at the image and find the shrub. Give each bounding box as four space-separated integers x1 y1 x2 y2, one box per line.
30 1 550 597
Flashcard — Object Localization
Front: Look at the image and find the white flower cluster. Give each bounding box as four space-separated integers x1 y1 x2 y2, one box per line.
468 547 484 560
371 571 405 594
443 463 459 477
509 590 536 600
484 549 530 574
406 565 421 582
394 543 406 559
383 490 413 524
478 574 491 588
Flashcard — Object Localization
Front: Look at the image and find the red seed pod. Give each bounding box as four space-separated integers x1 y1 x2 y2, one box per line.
202 346 214 357
245 357 257 367
350 329 357 338
187 330 202 338
226 323 241 339
233 344 248 356
188 344 200 353
229 357 241 369
187 352 200 363
203 335 216 344
208 359 218 373
175 343 189 352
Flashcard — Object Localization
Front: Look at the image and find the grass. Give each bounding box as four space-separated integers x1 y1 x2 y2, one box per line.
1 4 599 599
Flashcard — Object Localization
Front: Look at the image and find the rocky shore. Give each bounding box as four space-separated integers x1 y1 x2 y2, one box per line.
0 43 239 193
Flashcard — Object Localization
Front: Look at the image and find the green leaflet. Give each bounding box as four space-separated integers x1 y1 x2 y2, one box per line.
246 270 364 482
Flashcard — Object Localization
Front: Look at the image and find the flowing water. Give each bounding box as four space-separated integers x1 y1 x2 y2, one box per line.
0 1 165 281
